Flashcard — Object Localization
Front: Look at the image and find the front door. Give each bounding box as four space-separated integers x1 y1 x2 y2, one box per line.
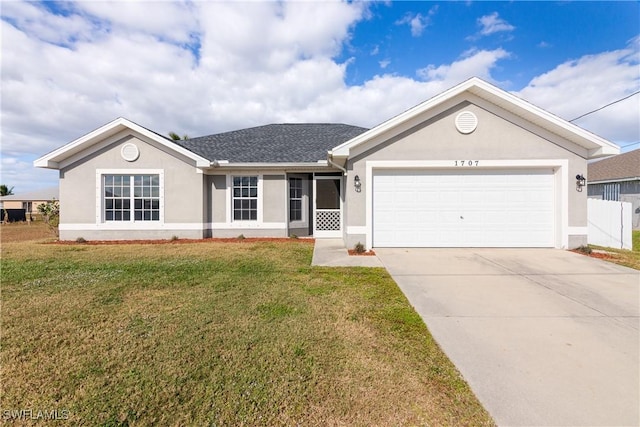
314 176 342 238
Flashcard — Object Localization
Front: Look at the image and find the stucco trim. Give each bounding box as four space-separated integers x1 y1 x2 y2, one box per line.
331 77 619 160
363 159 570 250
567 226 588 235
347 226 367 234
60 222 204 231
209 222 287 230
59 222 288 231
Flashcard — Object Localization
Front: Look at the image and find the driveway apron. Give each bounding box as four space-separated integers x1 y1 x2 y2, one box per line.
376 248 639 427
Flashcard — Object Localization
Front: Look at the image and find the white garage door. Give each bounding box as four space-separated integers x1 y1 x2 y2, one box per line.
373 169 555 247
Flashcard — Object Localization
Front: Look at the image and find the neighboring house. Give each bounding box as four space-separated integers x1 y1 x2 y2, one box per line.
587 149 640 229
0 187 59 221
34 77 619 248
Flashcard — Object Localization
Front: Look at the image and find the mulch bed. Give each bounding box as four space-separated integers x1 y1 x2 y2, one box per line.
571 249 616 261
347 249 377 256
49 238 316 246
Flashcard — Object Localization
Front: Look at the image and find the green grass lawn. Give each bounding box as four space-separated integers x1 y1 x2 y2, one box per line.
587 229 640 270
1 224 493 426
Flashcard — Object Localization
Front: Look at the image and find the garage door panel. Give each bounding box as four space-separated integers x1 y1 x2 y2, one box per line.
373 169 554 247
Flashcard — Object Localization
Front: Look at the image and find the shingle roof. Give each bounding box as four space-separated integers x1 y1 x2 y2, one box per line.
173 123 368 163
0 186 59 201
588 149 640 182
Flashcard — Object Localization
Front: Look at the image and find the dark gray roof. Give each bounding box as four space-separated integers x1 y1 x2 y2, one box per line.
173 123 368 163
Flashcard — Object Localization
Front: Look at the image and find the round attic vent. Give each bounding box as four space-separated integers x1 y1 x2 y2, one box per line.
455 111 478 134
121 143 140 162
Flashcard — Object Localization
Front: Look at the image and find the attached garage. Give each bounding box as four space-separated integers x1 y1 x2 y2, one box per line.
373 169 555 247
329 78 620 250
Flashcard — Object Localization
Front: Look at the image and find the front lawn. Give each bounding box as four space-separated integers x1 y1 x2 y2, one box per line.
1 224 492 425
587 229 640 270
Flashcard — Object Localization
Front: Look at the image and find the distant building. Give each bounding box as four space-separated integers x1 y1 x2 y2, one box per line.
588 149 640 229
1 187 59 221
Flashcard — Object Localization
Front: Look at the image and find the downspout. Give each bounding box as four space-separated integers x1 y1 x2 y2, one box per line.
327 153 347 175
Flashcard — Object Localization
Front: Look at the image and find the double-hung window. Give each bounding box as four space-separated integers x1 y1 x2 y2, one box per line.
104 174 160 221
289 177 303 221
233 176 258 220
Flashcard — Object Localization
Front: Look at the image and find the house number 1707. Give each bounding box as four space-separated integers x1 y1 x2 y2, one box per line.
455 160 479 166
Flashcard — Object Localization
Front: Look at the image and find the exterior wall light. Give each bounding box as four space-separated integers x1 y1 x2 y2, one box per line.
354 175 362 192
576 174 586 191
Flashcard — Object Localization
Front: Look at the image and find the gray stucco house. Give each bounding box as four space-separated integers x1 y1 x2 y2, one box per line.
34 78 619 248
588 149 640 229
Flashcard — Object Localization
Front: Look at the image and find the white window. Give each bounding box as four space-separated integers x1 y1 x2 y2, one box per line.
289 177 303 221
104 174 160 221
233 176 258 221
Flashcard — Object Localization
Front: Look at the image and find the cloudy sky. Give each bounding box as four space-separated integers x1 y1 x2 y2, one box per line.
1 1 639 193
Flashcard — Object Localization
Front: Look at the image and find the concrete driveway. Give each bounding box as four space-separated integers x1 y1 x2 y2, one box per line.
376 248 639 427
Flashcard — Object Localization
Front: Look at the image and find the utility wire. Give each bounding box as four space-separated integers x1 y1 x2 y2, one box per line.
569 90 640 122
620 141 639 148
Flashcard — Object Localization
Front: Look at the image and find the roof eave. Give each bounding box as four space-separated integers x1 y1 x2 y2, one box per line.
205 161 334 170
587 144 622 159
588 177 640 184
33 159 60 169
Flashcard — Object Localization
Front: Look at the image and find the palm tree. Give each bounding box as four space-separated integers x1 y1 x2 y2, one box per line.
0 185 14 196
168 132 189 141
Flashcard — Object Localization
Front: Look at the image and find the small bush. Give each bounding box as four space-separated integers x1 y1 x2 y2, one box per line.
237 234 246 240
75 237 87 244
290 234 298 239
37 199 60 237
576 245 592 254
170 235 179 241
354 242 365 254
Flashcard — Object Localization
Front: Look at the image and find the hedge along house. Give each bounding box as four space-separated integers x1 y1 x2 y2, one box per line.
34 78 619 248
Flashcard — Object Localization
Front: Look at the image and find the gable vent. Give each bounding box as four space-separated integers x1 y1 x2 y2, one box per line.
121 143 140 162
455 111 478 134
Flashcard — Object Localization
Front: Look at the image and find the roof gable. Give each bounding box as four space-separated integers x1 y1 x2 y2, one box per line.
588 149 640 182
330 77 620 160
34 117 211 169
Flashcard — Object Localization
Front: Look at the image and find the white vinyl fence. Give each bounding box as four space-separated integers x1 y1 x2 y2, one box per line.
587 198 632 250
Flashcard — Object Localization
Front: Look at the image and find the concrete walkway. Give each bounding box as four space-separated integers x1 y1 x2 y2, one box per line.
311 239 383 267
376 248 640 427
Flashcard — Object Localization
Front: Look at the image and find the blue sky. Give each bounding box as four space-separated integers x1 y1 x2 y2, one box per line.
341 2 639 87
1 1 639 193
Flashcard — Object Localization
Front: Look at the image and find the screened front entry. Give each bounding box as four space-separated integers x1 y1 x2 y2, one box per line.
314 176 342 238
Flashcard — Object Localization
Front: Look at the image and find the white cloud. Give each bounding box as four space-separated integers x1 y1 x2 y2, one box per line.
477 12 515 36
417 48 510 83
516 37 640 143
395 6 437 37
0 1 105 46
379 59 391 69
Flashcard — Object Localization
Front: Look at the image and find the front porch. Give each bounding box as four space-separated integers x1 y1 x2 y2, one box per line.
287 173 344 239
